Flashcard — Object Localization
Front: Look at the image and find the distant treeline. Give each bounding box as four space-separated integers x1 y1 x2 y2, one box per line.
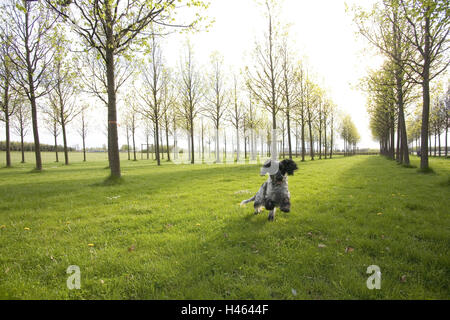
0 141 74 152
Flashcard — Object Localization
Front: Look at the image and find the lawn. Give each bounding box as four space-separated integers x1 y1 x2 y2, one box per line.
0 152 449 299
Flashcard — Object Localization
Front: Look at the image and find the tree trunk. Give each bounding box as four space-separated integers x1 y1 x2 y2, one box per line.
160 127 164 160
132 126 136 161
82 133 86 162
54 132 59 162
308 120 314 160
155 119 160 165
319 116 322 160
301 115 306 161
330 114 334 159
59 83 69 165
434 129 437 156
236 125 240 162
190 118 194 164
166 124 170 161
445 119 448 157
5 112 11 167
20 127 25 163
324 118 327 159
271 113 277 161
286 108 292 159
61 118 69 165
420 15 431 170
215 127 220 163
126 126 130 160
438 130 441 157
105 5 121 177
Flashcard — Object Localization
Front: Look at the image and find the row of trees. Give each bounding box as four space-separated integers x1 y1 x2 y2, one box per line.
407 82 449 157
1 0 355 174
0 0 209 177
353 0 449 169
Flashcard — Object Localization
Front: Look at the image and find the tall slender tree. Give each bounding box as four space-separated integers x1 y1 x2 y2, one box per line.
205 52 227 163
46 0 208 177
178 41 203 164
247 0 283 160
1 0 58 171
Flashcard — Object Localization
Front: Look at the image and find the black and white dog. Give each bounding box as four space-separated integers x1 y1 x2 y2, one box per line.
241 159 298 221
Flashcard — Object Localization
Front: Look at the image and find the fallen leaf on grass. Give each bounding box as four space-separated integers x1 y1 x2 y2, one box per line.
345 247 354 253
318 244 326 248
0 225 6 229
400 275 407 283
307 232 313 237
100 279 104 285
128 245 135 252
88 243 94 247
195 223 201 226
377 212 383 216
24 227 30 231
5 267 10 274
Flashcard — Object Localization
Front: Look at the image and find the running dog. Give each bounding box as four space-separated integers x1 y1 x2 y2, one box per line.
240 159 298 221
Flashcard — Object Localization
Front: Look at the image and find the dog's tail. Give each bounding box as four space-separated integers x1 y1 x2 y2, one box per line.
240 195 256 206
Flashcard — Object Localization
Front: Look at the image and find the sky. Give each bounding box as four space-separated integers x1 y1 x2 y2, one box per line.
2 0 384 151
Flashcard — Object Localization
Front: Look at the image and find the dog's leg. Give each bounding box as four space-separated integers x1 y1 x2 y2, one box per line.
253 202 262 215
268 207 276 221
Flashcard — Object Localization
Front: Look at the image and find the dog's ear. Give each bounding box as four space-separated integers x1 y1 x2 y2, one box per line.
263 160 272 168
280 159 298 176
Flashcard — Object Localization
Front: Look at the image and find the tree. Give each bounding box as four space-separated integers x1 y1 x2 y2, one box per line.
46 0 209 177
205 52 227 163
76 106 89 162
44 105 61 162
178 41 203 164
365 64 398 159
305 78 318 160
124 91 139 161
246 0 283 160
292 62 307 161
229 76 244 162
340 114 360 155
1 0 58 171
0 30 15 167
139 33 165 166
445 83 450 157
161 69 175 162
12 96 30 163
353 0 417 166
280 35 298 160
395 0 449 169
48 35 81 165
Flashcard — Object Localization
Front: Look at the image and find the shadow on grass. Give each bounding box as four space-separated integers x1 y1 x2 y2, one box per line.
161 155 449 299
417 167 435 174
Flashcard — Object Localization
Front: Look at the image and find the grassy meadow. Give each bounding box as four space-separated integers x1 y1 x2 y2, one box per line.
0 151 449 299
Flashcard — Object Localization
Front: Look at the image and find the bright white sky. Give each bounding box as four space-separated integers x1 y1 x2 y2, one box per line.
3 0 384 150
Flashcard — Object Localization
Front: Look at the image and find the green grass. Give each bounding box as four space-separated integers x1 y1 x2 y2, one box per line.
0 152 449 299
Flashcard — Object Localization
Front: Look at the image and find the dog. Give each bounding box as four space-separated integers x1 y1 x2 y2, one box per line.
241 159 298 221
